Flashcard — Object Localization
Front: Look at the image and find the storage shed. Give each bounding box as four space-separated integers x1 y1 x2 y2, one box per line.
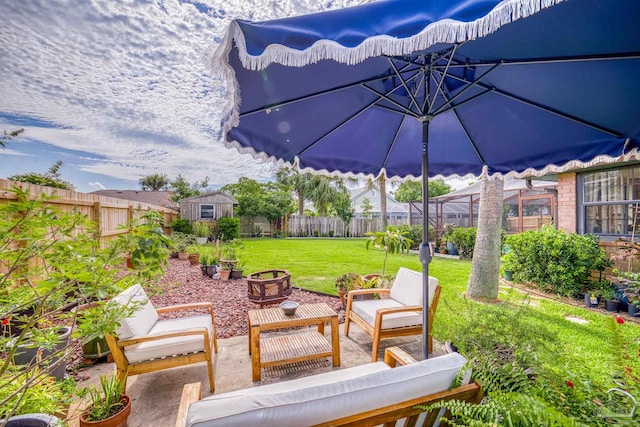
179 191 238 221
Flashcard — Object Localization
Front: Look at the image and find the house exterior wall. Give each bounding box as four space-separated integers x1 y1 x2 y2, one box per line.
557 172 577 233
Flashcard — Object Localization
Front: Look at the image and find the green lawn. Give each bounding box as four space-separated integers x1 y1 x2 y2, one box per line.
239 238 640 386
240 237 424 294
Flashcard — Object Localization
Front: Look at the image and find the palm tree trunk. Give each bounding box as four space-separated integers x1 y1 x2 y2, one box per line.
379 175 387 230
297 191 304 215
467 174 504 301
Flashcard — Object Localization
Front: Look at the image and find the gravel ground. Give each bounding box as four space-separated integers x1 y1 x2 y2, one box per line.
149 258 344 338
70 258 343 374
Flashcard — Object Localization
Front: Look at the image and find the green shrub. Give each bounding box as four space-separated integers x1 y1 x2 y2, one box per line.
503 226 607 297
170 218 192 234
448 227 477 260
395 224 435 250
217 217 239 241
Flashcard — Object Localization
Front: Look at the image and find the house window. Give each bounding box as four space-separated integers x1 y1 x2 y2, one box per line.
200 204 214 220
581 167 640 236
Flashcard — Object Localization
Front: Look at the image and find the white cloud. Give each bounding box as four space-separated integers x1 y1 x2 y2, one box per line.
0 0 363 189
89 181 106 191
0 148 35 157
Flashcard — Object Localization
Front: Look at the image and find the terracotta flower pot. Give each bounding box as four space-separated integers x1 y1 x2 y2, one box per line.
219 269 231 281
187 253 200 265
80 395 131 427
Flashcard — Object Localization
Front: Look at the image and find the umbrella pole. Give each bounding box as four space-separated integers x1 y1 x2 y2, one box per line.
419 119 432 359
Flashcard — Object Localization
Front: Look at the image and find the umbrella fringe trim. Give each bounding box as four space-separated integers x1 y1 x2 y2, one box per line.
209 0 566 73
208 0 640 180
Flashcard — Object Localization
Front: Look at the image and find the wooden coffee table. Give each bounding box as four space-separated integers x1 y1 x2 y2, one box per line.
248 302 340 381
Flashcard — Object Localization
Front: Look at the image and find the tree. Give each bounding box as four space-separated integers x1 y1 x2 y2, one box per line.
364 176 388 229
222 177 264 218
8 160 74 190
222 178 294 232
365 227 413 275
333 190 355 237
169 174 209 202
308 175 340 216
466 174 504 301
361 197 374 220
139 173 170 191
276 167 315 215
393 178 451 202
1 128 24 147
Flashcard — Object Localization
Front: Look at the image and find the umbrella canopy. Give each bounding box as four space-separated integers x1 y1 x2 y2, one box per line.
211 0 640 358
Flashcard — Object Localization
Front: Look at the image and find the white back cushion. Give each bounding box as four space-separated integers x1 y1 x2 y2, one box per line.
389 267 438 307
112 284 158 339
186 352 468 427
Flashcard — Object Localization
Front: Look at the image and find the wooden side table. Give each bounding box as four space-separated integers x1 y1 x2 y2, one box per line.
248 302 340 381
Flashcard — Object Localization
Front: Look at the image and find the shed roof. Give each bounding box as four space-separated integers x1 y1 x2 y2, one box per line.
180 191 238 204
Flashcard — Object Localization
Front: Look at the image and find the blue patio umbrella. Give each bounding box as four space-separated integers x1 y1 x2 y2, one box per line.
210 0 640 358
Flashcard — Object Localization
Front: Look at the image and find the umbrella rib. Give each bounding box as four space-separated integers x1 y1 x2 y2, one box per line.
239 73 403 118
428 45 458 115
442 51 640 69
360 85 420 118
431 62 502 116
445 73 624 137
381 115 405 170
298 95 390 157
437 87 494 114
450 108 487 166
388 58 421 113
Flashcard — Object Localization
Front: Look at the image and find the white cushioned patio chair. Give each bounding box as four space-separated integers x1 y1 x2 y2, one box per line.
344 267 441 362
104 284 218 392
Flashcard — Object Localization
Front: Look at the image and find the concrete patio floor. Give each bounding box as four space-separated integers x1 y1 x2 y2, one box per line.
67 324 446 427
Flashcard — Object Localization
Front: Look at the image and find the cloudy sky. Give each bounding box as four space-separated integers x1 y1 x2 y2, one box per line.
0 0 367 192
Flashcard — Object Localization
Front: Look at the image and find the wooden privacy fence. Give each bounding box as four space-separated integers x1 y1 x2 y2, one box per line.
0 179 178 244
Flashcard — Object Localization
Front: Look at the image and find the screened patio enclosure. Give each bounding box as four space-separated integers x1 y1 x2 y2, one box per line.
430 177 557 234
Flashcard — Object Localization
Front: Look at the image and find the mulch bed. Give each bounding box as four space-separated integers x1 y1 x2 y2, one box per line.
152 258 344 338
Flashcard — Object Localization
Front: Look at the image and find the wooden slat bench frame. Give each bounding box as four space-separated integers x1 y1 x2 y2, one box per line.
175 347 482 427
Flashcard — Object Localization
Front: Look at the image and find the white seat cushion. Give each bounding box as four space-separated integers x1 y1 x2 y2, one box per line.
388 267 438 308
124 315 212 363
351 298 422 329
186 352 468 427
112 284 158 340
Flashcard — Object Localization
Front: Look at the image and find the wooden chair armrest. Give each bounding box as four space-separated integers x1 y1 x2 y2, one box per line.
156 302 214 314
175 382 202 427
346 288 390 301
376 305 423 316
383 347 417 367
118 327 209 347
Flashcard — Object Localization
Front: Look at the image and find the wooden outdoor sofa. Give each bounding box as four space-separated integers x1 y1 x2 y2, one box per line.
175 347 482 427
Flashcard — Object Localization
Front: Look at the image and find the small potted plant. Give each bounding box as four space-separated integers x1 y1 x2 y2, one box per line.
335 273 360 306
192 221 210 245
169 232 195 261
199 252 218 278
600 284 620 312
219 264 232 281
220 239 244 271
79 375 131 427
185 245 201 266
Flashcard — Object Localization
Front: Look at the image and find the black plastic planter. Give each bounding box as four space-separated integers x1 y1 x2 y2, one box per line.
13 326 71 380
605 299 620 312
6 414 60 427
629 303 640 317
584 293 600 308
